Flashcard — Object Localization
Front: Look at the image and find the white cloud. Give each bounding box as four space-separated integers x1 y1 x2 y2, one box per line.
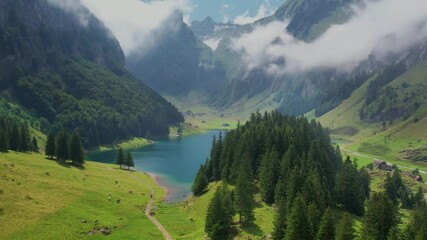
233 0 275 25
203 38 222 51
233 0 427 75
221 4 231 23
80 0 193 55
47 0 91 26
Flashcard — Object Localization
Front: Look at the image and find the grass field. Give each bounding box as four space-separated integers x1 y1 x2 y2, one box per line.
0 152 166 240
155 182 276 240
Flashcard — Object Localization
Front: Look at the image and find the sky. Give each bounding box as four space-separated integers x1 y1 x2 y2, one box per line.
190 0 282 23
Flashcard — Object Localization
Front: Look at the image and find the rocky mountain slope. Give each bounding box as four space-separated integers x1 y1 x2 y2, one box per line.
126 11 227 97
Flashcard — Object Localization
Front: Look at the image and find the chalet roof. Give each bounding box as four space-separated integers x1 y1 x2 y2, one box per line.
374 159 386 166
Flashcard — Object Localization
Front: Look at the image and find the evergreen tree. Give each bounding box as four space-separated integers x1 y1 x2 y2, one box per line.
125 151 134 170
334 156 365 216
384 169 403 203
316 207 335 240
359 167 371 199
362 192 399 240
31 137 39 153
70 132 85 165
412 187 424 206
335 213 355 240
274 178 286 204
285 195 312 240
259 149 280 204
404 201 427 239
45 133 56 159
115 147 125 169
273 199 287 240
234 159 255 224
210 133 222 181
9 123 20 151
0 129 8 152
56 129 69 161
192 165 208 196
19 123 31 152
205 186 233 240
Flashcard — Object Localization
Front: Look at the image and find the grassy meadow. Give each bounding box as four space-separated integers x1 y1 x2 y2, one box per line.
0 151 166 240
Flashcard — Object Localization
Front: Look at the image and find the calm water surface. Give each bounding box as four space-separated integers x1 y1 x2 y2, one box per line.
87 131 222 202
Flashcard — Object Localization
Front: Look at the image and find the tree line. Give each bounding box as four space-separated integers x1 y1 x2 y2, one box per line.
45 129 85 166
0 115 38 153
194 111 427 240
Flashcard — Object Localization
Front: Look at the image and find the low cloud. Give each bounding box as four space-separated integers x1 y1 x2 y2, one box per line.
80 0 192 56
233 0 275 25
47 0 91 26
233 0 427 75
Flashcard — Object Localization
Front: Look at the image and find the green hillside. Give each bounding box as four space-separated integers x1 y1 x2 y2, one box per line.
319 61 427 170
0 151 165 240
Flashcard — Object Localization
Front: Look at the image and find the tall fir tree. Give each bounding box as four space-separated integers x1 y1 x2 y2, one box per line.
45 133 56 159
404 201 427 239
192 165 208 196
125 151 134 170
316 207 335 240
0 129 8 152
384 169 403 203
335 213 355 240
19 123 31 153
259 148 280 204
205 186 233 240
285 195 312 240
9 123 20 151
234 158 255 224
31 137 39 153
70 132 85 165
273 198 287 240
56 129 69 161
362 192 399 240
116 147 125 169
334 156 365 216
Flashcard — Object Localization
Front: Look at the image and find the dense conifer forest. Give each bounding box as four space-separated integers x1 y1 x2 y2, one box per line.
193 111 427 240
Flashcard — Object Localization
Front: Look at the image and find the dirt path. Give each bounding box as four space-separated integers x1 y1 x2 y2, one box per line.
341 146 427 175
144 185 173 240
129 173 173 240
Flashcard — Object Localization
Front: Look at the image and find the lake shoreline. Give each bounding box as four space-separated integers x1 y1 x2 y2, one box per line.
145 171 172 202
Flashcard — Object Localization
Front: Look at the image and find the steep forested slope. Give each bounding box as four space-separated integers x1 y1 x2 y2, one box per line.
0 0 183 147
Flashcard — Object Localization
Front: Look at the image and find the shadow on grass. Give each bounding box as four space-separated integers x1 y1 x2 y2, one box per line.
46 158 86 170
240 222 264 237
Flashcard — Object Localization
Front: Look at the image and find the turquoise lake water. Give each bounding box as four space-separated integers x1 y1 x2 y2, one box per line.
87 131 221 202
